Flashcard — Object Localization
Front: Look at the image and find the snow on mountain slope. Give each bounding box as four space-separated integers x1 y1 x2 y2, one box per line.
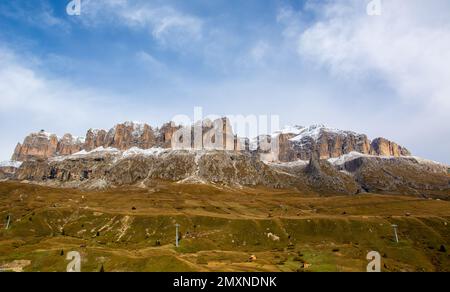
0 161 23 168
272 125 305 136
123 121 147 138
122 147 168 158
289 124 358 142
328 151 447 168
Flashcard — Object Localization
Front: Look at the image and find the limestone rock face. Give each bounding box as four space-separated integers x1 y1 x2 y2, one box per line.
14 150 295 189
109 122 156 150
11 130 59 161
12 147 449 198
334 156 450 198
0 162 21 179
156 122 182 148
84 122 157 151
11 122 411 163
57 134 84 156
84 129 108 151
303 153 361 195
370 138 411 156
278 133 300 162
273 125 406 162
286 125 372 161
11 143 21 161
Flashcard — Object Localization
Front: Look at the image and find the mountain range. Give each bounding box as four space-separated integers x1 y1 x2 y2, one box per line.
1 119 449 199
10 119 410 162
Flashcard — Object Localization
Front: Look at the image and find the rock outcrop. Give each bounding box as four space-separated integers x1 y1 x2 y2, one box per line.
11 147 449 198
57 134 84 156
14 149 297 190
11 119 243 162
333 155 450 198
12 130 59 161
0 161 22 180
370 138 411 156
7 119 449 198
84 122 157 151
11 122 411 163
157 122 182 148
272 125 409 162
84 129 109 151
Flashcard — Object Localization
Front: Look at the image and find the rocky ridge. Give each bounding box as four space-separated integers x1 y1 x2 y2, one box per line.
10 122 411 163
6 145 449 198
3 120 449 198
272 125 411 162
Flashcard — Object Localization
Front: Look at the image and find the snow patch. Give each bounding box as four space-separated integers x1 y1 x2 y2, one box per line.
0 161 23 168
408 156 445 166
328 152 447 168
123 121 147 138
328 152 371 166
273 125 305 136
73 136 85 144
75 147 120 156
266 160 309 167
36 130 59 140
51 147 121 162
289 125 358 143
122 147 167 158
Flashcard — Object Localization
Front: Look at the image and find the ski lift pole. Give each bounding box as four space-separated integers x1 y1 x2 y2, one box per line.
176 224 180 248
392 224 399 243
5 215 11 230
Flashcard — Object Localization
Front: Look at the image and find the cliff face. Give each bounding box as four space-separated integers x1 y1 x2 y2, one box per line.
12 131 59 161
84 129 108 151
0 166 18 180
11 122 411 163
84 122 157 151
370 138 411 156
274 125 410 162
57 134 84 156
13 122 159 161
15 150 297 190
0 161 22 180
12 148 450 198
334 155 450 197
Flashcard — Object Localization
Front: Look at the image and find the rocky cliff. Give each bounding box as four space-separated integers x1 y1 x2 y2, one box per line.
273 125 411 162
11 119 242 162
11 121 411 164
12 131 59 161
0 161 22 180
4 120 449 199
14 149 299 190
331 153 450 198
11 147 450 198
370 137 411 157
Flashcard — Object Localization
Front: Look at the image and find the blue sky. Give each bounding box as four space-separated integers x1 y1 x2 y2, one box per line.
1 0 450 163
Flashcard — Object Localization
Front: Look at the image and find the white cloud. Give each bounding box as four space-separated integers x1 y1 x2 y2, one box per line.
286 0 450 111
0 47 95 118
0 46 139 160
80 0 203 49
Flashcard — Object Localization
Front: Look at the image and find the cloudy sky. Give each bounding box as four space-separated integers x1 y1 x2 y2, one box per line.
0 0 449 163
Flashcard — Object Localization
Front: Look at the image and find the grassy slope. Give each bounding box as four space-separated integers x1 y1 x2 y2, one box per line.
0 181 449 272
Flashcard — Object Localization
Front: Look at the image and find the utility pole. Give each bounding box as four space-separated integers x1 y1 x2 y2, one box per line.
175 224 180 248
5 215 11 230
392 224 399 243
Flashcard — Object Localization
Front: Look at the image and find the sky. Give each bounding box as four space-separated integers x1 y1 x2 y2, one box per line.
0 0 449 163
